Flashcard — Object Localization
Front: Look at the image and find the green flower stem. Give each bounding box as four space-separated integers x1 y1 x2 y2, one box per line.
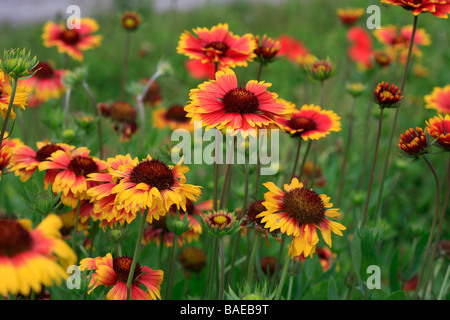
374 14 418 219
422 155 450 299
298 139 312 182
291 139 302 179
0 77 18 143
120 32 131 101
246 233 260 285
438 263 450 300
361 108 384 228
63 88 72 127
208 237 219 299
126 209 149 300
71 200 81 255
336 96 357 206
165 234 179 300
218 237 225 300
275 250 291 300
415 155 440 299
213 163 219 211
82 81 104 159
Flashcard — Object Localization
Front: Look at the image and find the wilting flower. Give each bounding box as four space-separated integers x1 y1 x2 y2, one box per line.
185 68 293 137
42 18 102 61
10 140 74 183
110 155 202 223
0 214 77 297
242 200 280 245
201 210 241 237
305 58 336 82
21 62 66 107
337 7 365 26
177 23 256 68
153 104 193 131
347 26 373 69
374 81 403 109
257 178 346 258
374 25 430 64
38 147 107 208
178 246 207 275
253 35 281 65
278 104 341 141
0 70 30 120
380 0 450 18
426 114 450 151
424 85 450 114
0 137 23 181
121 11 142 31
99 101 138 142
398 127 430 159
79 253 163 300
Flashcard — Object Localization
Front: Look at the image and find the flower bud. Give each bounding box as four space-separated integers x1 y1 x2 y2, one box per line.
0 48 38 79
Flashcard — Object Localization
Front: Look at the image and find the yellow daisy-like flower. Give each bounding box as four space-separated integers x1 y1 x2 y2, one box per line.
0 70 30 120
110 155 202 223
257 178 346 258
0 214 77 297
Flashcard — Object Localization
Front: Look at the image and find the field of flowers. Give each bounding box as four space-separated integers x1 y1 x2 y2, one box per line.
0 0 449 303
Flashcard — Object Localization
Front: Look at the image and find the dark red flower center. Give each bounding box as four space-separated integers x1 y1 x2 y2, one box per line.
246 200 266 224
68 156 99 177
129 159 175 191
210 213 232 227
282 188 325 225
33 62 55 79
59 28 81 45
164 105 189 123
289 116 317 132
0 219 33 257
222 88 260 114
113 256 142 283
205 41 229 57
109 101 136 123
35 144 64 162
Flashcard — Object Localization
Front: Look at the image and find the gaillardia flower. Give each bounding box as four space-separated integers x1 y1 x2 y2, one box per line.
185 68 293 136
257 178 346 258
21 62 66 107
424 84 450 114
305 58 336 82
398 127 430 158
153 104 193 131
10 141 74 183
0 137 23 181
426 114 450 151
79 253 163 300
276 34 311 64
337 7 365 26
201 209 241 237
374 81 403 108
42 18 102 61
178 246 207 274
0 70 30 120
277 104 341 141
38 147 107 208
380 0 450 18
177 23 256 68
121 11 142 31
0 214 77 297
110 155 202 223
253 34 281 65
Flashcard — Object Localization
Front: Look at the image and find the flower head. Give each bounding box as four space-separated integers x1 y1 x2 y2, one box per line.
276 34 311 64
185 68 293 137
398 127 430 158
424 85 450 114
426 114 450 151
347 26 373 69
42 18 102 61
277 104 341 141
0 70 30 120
253 35 281 65
374 81 403 109
121 11 142 31
79 253 163 300
0 214 77 297
0 48 38 79
153 104 193 131
201 209 241 237
337 7 365 26
257 178 346 258
177 23 256 68
178 246 207 274
380 0 450 18
305 58 336 82
0 137 23 181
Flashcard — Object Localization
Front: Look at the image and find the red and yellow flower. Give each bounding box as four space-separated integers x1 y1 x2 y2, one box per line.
425 85 450 114
185 59 216 80
153 104 193 131
0 214 77 297
276 34 311 64
10 140 74 183
257 178 346 258
0 71 30 120
42 18 102 61
277 104 341 140
185 68 293 137
79 253 163 300
21 62 66 107
426 114 450 151
398 127 430 158
110 155 202 223
0 137 23 181
253 34 281 65
337 7 365 26
38 147 107 208
177 23 256 68
381 0 450 18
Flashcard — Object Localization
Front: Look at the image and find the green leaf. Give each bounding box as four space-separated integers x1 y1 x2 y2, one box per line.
327 276 339 300
386 291 407 300
389 249 400 292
